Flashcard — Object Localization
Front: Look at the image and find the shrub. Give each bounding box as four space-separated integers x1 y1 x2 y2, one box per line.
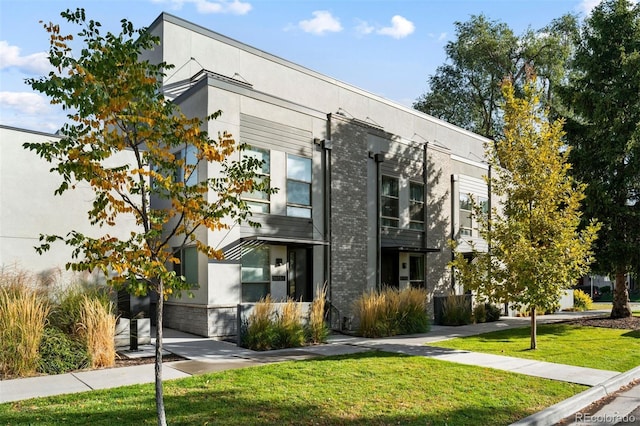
0 278 50 377
573 289 593 312
397 287 430 335
307 285 329 344
485 303 502 322
273 298 306 348
473 303 487 323
241 296 278 351
440 294 472 326
79 296 116 368
38 327 89 374
355 287 430 337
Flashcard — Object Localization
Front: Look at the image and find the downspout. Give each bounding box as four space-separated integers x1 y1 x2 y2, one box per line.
323 115 333 328
423 142 429 272
374 152 385 290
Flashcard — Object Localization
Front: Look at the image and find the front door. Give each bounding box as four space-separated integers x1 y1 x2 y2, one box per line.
288 247 313 301
381 250 399 288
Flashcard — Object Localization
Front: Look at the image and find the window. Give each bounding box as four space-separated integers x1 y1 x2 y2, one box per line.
242 147 271 213
459 194 473 236
409 182 425 230
241 246 271 302
381 176 399 227
174 145 198 186
174 246 198 285
460 194 488 237
409 255 425 288
287 154 312 218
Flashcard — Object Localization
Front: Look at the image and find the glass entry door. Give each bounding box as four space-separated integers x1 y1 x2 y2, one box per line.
288 247 313 301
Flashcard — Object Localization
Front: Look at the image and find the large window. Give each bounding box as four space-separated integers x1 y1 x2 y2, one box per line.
174 145 198 186
409 255 425 288
381 176 399 227
241 246 271 302
287 154 312 218
242 147 271 213
460 194 489 237
409 182 425 230
174 246 198 285
459 194 473 236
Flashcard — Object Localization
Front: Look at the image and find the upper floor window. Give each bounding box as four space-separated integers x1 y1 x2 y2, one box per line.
174 145 198 186
459 194 473 236
287 154 312 218
242 147 271 213
409 182 424 230
381 175 399 227
460 194 489 237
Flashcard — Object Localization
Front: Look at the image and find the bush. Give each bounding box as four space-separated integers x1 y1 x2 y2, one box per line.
0 276 50 377
273 299 306 348
241 296 277 351
573 289 593 311
485 303 502 322
440 294 473 326
38 327 89 374
473 303 487 323
307 285 329 344
355 287 430 338
79 296 116 368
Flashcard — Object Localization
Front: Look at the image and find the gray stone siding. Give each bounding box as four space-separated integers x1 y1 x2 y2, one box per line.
164 303 237 337
329 117 370 328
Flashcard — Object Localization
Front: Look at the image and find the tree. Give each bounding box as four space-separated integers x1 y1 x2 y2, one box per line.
24 9 268 425
414 14 578 140
451 75 599 349
558 0 640 319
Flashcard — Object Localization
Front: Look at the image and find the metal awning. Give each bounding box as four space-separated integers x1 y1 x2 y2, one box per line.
382 246 441 253
241 236 330 246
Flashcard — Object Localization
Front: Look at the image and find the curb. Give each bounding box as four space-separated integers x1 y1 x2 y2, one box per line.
510 366 640 426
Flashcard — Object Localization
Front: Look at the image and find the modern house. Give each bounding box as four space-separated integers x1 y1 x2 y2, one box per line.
141 13 494 337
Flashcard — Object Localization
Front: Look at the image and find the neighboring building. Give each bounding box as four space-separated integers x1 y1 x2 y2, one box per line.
143 13 494 337
0 125 141 284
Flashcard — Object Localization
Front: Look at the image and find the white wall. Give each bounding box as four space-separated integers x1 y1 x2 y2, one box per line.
0 126 142 280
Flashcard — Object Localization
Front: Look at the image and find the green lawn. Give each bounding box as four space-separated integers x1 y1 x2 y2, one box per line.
0 352 584 426
433 324 640 372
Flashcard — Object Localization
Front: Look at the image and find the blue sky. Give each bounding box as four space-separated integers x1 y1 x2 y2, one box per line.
1 0 603 133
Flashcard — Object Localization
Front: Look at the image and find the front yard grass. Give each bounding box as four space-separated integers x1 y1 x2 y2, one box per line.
432 324 640 372
0 352 584 426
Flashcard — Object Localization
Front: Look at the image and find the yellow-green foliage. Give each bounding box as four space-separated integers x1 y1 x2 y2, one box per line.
573 289 593 311
79 296 116 368
355 287 429 338
0 273 50 377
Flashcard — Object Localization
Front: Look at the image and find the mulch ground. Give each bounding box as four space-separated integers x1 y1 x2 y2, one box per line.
561 315 640 330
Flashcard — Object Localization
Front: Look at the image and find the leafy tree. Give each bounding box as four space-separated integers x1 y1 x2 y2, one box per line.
24 9 268 425
414 14 578 140
558 0 640 319
451 75 599 349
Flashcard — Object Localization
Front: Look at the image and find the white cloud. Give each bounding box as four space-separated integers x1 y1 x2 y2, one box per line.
150 0 252 15
377 15 415 39
298 11 343 35
576 0 602 15
0 91 51 115
355 19 375 36
428 32 447 42
0 41 50 75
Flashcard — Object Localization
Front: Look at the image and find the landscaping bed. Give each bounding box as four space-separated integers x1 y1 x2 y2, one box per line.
562 315 640 330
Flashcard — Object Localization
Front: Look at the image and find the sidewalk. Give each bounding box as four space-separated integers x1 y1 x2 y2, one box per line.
1 309 638 425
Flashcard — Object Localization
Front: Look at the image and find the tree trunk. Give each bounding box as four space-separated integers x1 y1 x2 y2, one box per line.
530 307 537 350
155 280 167 426
611 270 631 319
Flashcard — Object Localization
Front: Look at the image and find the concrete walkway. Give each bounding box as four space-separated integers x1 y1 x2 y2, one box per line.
1 309 638 426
